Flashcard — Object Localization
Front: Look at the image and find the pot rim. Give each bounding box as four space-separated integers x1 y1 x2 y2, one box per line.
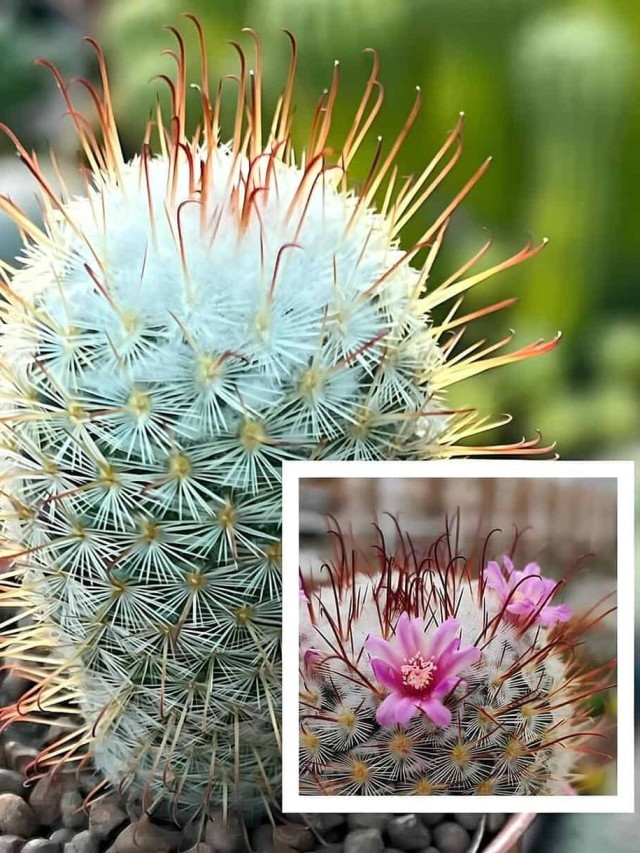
481 813 537 853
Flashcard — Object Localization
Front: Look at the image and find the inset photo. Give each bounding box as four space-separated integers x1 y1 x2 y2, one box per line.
281 460 634 813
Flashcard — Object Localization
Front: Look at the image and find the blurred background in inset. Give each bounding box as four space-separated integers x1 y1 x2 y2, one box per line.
1 0 637 849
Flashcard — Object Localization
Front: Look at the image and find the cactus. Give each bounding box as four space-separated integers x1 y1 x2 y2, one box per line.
299 522 613 796
0 21 558 820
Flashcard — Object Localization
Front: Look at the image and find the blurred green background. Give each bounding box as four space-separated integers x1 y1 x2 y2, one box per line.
0 0 638 844
2 0 639 464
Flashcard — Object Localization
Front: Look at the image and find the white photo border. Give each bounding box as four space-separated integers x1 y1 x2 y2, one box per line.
281 459 635 813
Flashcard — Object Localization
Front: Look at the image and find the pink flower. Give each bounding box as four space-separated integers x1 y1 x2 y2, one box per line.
483 556 572 628
365 615 481 728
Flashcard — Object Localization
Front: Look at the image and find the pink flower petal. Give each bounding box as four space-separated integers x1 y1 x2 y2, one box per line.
484 557 570 630
506 600 535 616
503 555 515 574
376 693 419 727
431 676 462 700
437 642 481 680
370 657 403 691
538 603 572 627
396 612 424 658
521 562 542 577
365 635 403 669
427 618 461 659
484 561 508 594
417 696 452 727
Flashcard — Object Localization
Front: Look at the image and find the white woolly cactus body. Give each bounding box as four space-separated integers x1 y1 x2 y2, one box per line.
299 524 613 797
0 21 558 819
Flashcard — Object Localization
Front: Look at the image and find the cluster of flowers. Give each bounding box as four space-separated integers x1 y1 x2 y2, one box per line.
366 557 572 728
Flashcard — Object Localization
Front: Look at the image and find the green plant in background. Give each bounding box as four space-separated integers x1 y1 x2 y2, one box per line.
300 524 614 796
0 1 92 263
91 0 640 458
0 20 558 821
0 0 89 143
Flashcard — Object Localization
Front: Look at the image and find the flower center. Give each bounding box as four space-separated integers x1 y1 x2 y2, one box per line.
400 652 436 691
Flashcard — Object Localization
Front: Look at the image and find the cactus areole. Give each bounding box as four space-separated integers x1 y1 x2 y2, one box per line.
0 20 558 819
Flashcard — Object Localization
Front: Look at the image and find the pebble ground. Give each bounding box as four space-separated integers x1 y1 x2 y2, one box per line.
0 673 510 852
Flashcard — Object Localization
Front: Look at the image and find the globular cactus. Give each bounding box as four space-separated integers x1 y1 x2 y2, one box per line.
0 20 557 820
299 522 614 796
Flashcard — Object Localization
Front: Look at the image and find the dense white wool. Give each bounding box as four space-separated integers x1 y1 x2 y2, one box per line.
300 570 581 796
2 147 444 477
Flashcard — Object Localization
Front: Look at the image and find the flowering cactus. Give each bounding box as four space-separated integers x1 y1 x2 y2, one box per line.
299 522 613 796
0 20 558 819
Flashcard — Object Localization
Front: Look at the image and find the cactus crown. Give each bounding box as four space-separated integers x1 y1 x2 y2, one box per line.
299 519 614 796
0 20 557 820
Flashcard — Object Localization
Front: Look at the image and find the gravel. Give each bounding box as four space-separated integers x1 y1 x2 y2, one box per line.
0 698 515 853
60 793 87 832
452 815 482 832
387 815 433 850
88 798 127 841
28 775 65 827
64 831 99 853
432 823 471 853
344 828 384 853
0 794 39 838
21 839 59 853
0 772 26 799
347 815 393 832
0 837 27 853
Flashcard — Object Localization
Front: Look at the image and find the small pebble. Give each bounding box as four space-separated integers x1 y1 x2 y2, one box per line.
76 775 100 798
21 840 58 853
432 823 470 853
107 817 180 853
320 814 346 832
205 811 244 853
344 828 384 853
48 829 74 847
0 673 32 705
0 793 38 838
42 719 75 748
63 831 98 853
274 825 314 852
60 792 87 831
321 845 343 853
5 723 48 746
418 815 444 828
28 775 64 827
250 824 296 853
182 846 212 853
0 837 26 853
347 815 393 832
0 769 26 798
251 825 274 850
486 813 507 833
4 743 39 777
386 816 432 851
88 794 127 840
303 813 345 833
453 814 482 831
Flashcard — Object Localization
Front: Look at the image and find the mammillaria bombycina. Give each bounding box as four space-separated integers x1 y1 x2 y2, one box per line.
0 18 558 820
